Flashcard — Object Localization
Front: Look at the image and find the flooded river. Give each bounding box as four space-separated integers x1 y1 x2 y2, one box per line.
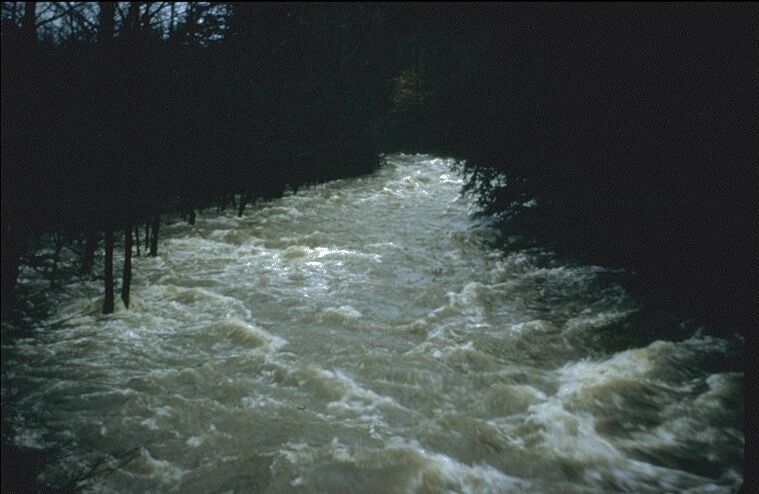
2 154 744 492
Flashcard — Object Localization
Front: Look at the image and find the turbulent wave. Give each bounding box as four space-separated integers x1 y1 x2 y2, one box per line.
2 154 743 493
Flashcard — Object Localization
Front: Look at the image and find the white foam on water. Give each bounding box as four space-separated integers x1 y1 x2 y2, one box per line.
275 437 531 494
3 154 742 493
294 366 404 417
317 305 364 328
205 319 287 350
133 448 188 490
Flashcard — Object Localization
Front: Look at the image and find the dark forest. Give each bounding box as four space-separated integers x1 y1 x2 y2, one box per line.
1 3 755 493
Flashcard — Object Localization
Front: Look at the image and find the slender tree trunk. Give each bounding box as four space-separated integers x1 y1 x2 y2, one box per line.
238 192 249 217
188 208 196 225
97 2 115 43
185 2 197 42
98 1 116 315
144 222 150 252
22 2 36 43
121 225 133 308
50 234 64 287
134 223 140 256
82 228 97 274
0 224 23 318
149 213 160 257
124 1 140 36
103 228 114 314
168 1 175 38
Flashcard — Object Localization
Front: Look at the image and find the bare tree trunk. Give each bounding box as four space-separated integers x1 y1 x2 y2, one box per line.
103 228 114 314
185 2 197 43
50 233 64 288
134 223 140 256
238 191 249 217
121 225 133 308
97 0 117 315
124 1 140 36
149 213 160 257
22 2 36 43
81 228 97 274
97 2 115 43
168 1 175 38
144 222 150 252
0 223 23 318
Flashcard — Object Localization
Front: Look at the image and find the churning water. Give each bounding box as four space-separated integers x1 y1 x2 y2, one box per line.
2 155 744 492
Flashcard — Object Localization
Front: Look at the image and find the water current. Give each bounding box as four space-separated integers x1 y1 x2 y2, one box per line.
1 154 744 493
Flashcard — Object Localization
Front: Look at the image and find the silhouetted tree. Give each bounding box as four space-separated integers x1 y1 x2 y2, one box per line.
121 225 133 308
5 3 750 335
103 228 114 314
407 3 758 335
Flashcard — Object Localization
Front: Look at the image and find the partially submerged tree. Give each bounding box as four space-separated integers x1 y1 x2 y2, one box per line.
1 2 394 317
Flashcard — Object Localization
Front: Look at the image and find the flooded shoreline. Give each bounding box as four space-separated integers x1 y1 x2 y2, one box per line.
2 155 743 493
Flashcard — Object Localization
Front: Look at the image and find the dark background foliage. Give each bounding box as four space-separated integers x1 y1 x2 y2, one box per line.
2 2 756 335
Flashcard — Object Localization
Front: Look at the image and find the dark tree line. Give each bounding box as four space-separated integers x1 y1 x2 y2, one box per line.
2 3 756 335
2 2 403 316
403 3 758 335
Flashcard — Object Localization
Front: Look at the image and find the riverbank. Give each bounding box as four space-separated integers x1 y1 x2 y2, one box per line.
1 155 743 493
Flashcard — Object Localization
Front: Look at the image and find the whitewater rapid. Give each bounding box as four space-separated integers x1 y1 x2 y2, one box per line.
2 155 744 493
